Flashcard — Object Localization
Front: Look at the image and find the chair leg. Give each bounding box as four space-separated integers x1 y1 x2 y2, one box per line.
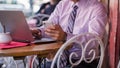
102 48 110 68
44 58 46 68
38 57 45 68
0 63 3 68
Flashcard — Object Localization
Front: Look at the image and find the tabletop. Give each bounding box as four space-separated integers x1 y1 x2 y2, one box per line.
0 42 63 57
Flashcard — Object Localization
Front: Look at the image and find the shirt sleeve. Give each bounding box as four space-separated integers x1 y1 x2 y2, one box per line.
40 1 63 38
48 1 63 24
48 1 75 41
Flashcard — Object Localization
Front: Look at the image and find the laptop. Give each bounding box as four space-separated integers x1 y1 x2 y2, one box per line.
0 10 55 44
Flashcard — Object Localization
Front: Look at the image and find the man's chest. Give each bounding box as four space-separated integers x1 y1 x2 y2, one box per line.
59 7 92 33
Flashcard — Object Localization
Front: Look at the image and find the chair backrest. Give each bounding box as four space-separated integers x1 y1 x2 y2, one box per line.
0 57 17 68
27 14 50 27
51 33 105 68
101 20 111 68
102 21 110 53
28 14 50 20
117 60 120 68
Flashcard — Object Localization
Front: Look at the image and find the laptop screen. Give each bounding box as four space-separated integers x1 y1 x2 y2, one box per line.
0 10 34 43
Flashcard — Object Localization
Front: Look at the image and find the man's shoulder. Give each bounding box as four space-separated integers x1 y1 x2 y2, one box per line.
88 1 106 10
87 1 107 14
59 0 71 4
55 0 70 9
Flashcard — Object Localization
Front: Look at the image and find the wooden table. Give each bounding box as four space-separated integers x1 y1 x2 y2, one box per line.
0 42 63 68
0 42 63 57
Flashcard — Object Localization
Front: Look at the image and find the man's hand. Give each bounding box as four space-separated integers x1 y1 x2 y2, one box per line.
45 24 66 41
31 29 42 39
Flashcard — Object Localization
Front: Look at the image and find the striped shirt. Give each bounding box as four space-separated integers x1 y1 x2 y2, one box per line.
47 0 107 56
48 0 107 38
41 0 107 67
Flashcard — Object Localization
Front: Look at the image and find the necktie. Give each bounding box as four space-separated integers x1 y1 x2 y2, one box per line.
59 5 78 68
67 5 78 33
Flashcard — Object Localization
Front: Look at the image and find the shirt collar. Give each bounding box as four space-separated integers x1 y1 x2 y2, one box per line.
70 0 82 8
70 0 88 9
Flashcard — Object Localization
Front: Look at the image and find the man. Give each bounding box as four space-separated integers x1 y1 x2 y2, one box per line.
32 0 107 67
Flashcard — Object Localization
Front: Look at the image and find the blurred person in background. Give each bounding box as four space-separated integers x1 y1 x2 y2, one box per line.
27 0 61 27
36 0 61 15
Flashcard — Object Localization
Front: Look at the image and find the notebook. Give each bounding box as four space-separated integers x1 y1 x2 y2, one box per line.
0 41 29 49
0 10 55 44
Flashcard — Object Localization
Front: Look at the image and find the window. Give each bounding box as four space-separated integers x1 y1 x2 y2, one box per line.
0 0 50 17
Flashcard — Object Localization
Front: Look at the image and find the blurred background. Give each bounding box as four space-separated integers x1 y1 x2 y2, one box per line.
0 0 50 17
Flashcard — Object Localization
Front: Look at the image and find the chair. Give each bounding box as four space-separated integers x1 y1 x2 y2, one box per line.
27 14 50 27
0 57 18 68
51 33 105 68
117 60 120 68
102 21 110 68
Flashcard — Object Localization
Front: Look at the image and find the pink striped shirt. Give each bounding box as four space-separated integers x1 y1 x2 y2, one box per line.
46 0 107 56
48 0 107 40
